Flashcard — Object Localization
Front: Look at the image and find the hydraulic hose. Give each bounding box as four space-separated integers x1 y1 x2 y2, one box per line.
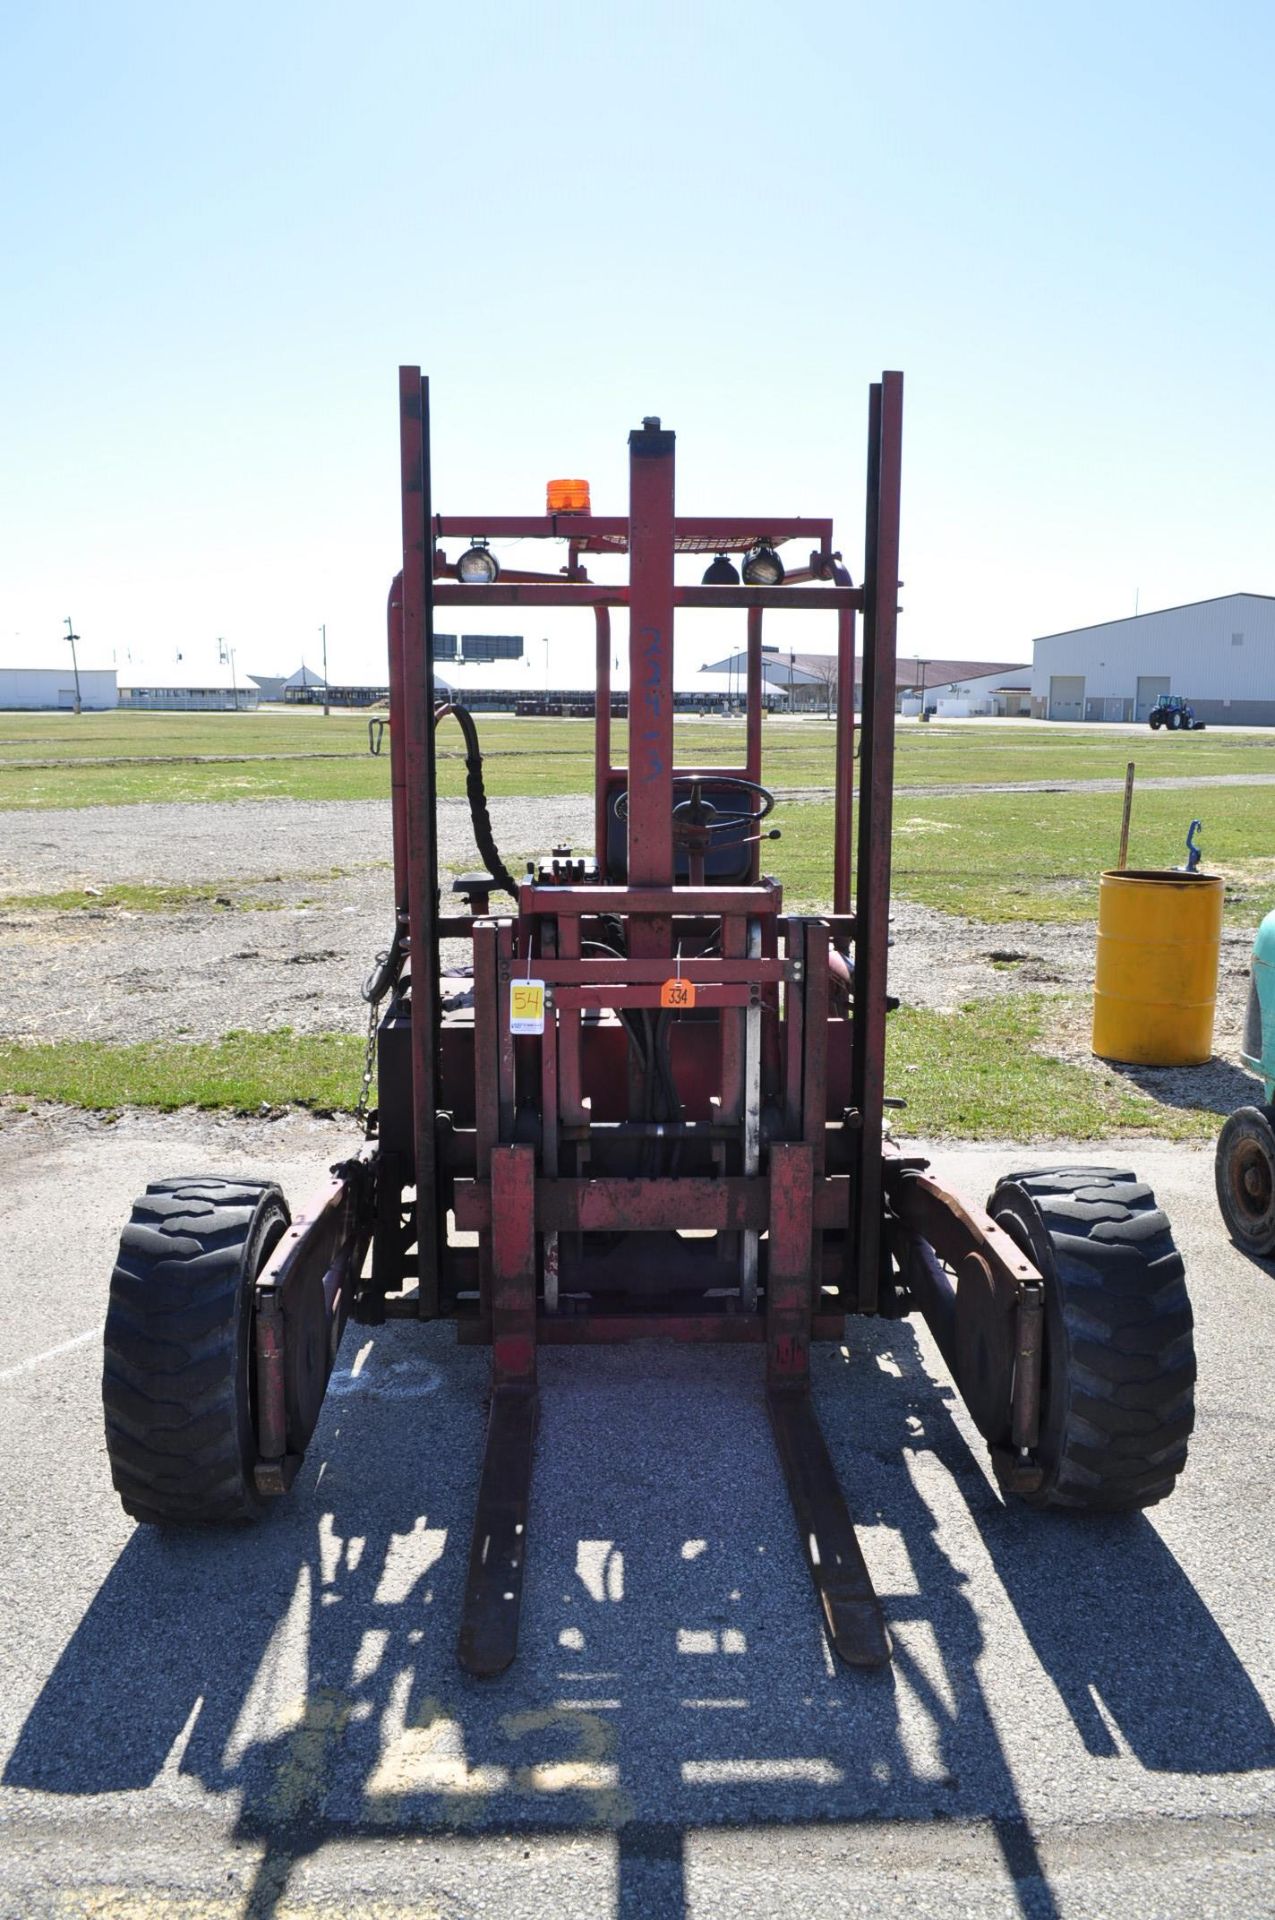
436 702 518 900
362 701 515 1008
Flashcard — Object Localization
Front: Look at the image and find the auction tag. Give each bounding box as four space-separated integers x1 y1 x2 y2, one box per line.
660 977 696 1010
509 980 546 1034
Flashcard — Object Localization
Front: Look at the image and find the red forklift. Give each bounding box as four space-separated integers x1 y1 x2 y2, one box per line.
103 370 1196 1675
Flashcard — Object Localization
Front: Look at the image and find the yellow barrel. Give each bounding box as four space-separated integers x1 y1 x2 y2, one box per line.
1092 869 1224 1066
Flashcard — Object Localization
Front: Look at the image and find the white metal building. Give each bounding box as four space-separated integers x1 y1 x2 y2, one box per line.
0 666 117 710
118 665 259 710
904 667 1031 718
1032 593 1275 725
702 650 1028 715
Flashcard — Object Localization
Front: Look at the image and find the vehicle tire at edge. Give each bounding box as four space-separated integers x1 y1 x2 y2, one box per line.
987 1166 1195 1511
102 1175 290 1525
1214 1105 1275 1257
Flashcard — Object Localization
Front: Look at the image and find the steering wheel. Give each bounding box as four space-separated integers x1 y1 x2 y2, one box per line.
614 775 775 835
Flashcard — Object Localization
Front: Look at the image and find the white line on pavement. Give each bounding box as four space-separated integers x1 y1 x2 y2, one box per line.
0 1327 98 1384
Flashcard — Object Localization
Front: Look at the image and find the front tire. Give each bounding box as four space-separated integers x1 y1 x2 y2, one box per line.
988 1167 1194 1511
103 1176 290 1525
1215 1107 1275 1256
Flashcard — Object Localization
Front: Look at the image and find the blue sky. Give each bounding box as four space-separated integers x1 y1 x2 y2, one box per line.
2 0 1272 686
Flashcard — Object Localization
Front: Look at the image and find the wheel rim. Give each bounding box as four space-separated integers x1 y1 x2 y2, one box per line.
1230 1137 1274 1223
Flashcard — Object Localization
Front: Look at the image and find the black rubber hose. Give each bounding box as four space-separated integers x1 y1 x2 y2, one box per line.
439 703 518 899
362 914 408 1005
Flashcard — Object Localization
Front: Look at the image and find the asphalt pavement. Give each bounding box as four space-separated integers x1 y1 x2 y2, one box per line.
0 1109 1272 1918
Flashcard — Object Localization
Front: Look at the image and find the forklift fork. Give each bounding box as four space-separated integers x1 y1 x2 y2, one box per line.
458 1140 890 1676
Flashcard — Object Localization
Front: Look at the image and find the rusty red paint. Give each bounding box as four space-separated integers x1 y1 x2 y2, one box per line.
852 372 904 1313
744 606 763 776
490 1146 537 1387
626 419 677 963
386 574 409 912
254 1293 287 1462
520 884 781 917
767 1142 815 1386
534 956 784 984
554 983 758 1011
594 606 612 875
833 605 855 914
454 1174 852 1235
433 513 835 552
399 368 442 1317
432 582 861 612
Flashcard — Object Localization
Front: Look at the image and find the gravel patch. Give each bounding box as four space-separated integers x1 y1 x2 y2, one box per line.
0 795 593 892
0 797 593 1044
885 899 1093 1010
1049 966 1265 1118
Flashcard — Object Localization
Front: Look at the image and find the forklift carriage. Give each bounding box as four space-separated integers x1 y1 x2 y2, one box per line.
103 370 1196 1675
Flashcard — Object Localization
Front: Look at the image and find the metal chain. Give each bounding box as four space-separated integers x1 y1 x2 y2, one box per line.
356 920 408 1136
356 993 380 1134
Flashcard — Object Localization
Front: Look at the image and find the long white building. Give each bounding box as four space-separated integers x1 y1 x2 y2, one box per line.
1032 593 1275 725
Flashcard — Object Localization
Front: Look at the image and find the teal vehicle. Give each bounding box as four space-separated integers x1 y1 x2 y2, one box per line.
1215 910 1275 1254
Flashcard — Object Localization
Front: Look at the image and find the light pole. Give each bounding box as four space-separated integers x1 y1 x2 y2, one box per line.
788 648 796 716
542 636 550 690
320 624 329 716
219 637 239 711
64 617 81 715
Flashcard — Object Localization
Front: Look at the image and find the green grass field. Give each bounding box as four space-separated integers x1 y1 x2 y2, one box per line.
781 785 1275 924
3 708 1274 807
2 710 1266 1133
0 997 1217 1140
5 709 1275 928
0 1029 358 1115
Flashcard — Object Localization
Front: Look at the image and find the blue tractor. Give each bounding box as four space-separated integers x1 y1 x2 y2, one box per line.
1149 692 1206 731
1215 910 1275 1254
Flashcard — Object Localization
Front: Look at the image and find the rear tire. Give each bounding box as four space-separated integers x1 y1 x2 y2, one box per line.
1215 1106 1275 1256
987 1166 1194 1511
103 1176 290 1525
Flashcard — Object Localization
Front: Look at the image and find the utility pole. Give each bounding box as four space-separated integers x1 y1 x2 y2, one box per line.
914 659 929 712
64 617 82 715
320 624 329 716
219 637 238 711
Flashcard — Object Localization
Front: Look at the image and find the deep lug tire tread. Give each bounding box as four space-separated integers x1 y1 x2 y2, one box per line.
102 1176 289 1525
988 1165 1194 1512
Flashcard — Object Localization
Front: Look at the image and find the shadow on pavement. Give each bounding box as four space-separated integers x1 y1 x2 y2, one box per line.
7 1314 1273 1920
1111 1053 1263 1119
